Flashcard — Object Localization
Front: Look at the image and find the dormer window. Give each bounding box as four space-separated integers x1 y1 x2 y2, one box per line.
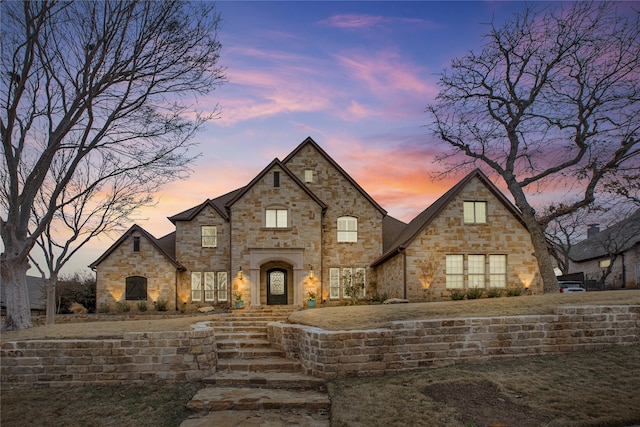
464 201 487 224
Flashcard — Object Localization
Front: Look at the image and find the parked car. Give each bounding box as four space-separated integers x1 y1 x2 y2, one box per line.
558 281 586 293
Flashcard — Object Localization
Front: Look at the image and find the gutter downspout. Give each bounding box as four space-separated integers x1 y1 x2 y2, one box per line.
227 210 233 309
175 269 179 311
401 248 407 300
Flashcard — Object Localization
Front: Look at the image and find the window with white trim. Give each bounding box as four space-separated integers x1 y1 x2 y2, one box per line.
201 226 217 247
337 216 358 242
304 169 314 183
468 255 485 288
191 272 202 301
446 255 464 289
464 201 487 224
599 259 611 268
192 271 228 302
489 255 507 288
266 209 288 228
329 267 366 299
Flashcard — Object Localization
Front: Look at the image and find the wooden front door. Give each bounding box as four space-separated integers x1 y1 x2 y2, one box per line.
267 268 287 305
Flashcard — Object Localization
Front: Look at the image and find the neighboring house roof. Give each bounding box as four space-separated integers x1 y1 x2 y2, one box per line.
0 276 46 311
283 137 387 216
225 158 328 211
569 209 640 262
371 169 525 267
89 224 185 270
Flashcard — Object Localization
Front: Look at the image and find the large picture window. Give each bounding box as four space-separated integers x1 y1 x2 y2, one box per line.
464 201 487 224
329 267 366 299
337 216 358 242
266 209 288 228
192 271 228 302
125 276 147 300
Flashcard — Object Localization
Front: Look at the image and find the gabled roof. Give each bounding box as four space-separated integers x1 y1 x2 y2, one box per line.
371 169 524 267
167 188 243 223
283 137 387 216
569 209 640 262
89 224 185 270
225 158 328 211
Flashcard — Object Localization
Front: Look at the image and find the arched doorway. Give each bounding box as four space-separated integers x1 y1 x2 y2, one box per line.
267 268 288 305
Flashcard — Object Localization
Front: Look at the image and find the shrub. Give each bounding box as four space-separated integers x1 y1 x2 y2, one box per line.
507 286 524 297
69 302 88 314
370 292 389 304
136 300 148 312
97 302 111 313
466 288 484 300
154 299 168 312
449 289 466 301
56 272 97 314
115 301 131 312
487 288 502 298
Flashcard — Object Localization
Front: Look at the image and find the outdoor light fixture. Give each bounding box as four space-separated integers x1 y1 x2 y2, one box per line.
308 265 314 279
238 267 243 280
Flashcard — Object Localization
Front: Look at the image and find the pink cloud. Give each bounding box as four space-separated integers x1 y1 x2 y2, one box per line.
319 14 439 30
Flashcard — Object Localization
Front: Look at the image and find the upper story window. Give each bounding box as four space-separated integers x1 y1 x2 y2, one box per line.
304 169 314 183
266 209 288 228
337 216 358 242
464 201 487 224
201 226 217 247
133 236 140 252
273 171 280 187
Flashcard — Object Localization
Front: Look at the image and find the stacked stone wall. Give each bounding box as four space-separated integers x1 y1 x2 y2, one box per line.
1 328 216 388
268 305 640 379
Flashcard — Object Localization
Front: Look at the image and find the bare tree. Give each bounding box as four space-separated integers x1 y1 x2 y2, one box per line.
427 2 640 292
545 208 596 275
1 1 225 330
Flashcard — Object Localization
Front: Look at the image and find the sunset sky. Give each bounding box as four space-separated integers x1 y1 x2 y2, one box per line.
64 1 577 275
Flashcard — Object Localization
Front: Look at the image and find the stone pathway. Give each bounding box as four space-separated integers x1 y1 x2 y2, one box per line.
180 307 331 426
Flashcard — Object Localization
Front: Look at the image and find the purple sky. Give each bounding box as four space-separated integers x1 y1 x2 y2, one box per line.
62 1 585 275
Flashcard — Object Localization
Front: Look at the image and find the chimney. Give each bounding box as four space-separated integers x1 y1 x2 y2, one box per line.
587 224 600 238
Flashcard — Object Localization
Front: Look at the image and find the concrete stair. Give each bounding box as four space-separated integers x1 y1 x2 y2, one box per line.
181 307 330 426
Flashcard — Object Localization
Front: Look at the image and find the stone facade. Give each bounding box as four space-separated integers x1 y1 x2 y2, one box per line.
92 137 542 308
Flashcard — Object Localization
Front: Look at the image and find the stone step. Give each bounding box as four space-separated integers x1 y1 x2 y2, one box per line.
216 338 271 349
207 320 281 327
180 409 330 427
210 325 269 333
203 371 326 391
218 347 285 359
214 331 267 341
217 357 302 373
185 387 331 412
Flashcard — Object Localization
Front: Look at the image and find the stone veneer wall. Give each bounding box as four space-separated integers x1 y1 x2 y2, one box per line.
0 327 216 388
268 305 639 379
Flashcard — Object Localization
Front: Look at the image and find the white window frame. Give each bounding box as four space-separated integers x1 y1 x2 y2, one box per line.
446 255 464 289
468 255 486 288
329 268 340 299
489 255 507 288
464 201 487 224
217 272 228 302
266 209 288 228
304 169 314 183
201 226 217 248
355 267 366 297
337 216 358 242
342 268 353 298
191 272 202 301
204 272 215 301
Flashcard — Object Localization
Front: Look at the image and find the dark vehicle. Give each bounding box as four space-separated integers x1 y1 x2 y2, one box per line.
558 281 586 293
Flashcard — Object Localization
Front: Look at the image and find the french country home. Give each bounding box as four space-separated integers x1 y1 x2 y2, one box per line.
90 137 542 310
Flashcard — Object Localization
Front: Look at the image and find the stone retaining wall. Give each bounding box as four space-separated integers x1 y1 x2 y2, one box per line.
267 305 640 379
1 327 216 388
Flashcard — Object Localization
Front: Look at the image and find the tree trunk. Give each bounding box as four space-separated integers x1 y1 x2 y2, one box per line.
0 256 33 330
506 181 559 293
45 276 58 325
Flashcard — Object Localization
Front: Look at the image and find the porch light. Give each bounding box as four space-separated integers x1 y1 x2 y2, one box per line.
237 267 243 280
308 265 314 279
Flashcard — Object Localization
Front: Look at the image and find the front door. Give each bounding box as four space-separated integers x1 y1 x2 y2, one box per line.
267 268 287 305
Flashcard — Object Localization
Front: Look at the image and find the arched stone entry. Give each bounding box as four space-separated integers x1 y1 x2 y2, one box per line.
248 248 305 307
263 264 291 305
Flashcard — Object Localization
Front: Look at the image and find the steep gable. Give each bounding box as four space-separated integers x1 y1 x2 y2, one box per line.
372 169 525 267
89 224 184 270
